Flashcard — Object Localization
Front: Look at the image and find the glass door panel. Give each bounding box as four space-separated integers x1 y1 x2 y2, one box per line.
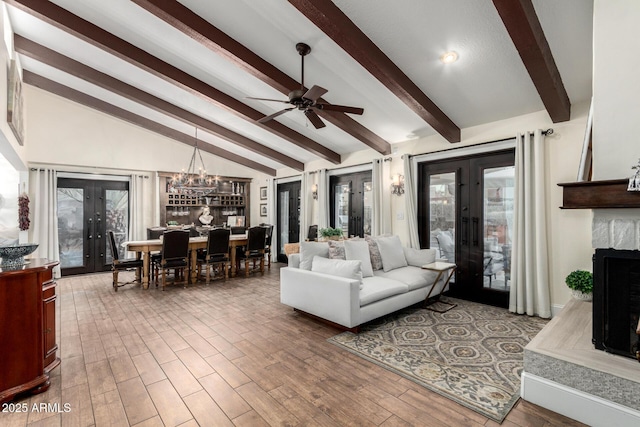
105 189 129 264
57 188 85 269
483 166 514 291
429 172 456 264
279 189 290 256
334 183 351 237
362 180 373 236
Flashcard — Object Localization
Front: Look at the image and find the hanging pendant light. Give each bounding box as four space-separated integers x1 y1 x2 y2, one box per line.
171 128 214 194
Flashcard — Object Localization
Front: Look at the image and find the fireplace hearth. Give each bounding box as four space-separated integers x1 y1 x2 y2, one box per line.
593 248 640 360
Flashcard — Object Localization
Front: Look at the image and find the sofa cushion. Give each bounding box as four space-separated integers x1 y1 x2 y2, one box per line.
365 235 384 270
344 240 374 277
376 236 408 272
359 276 409 307
328 240 345 260
299 241 329 270
374 266 439 291
311 256 363 285
403 247 436 268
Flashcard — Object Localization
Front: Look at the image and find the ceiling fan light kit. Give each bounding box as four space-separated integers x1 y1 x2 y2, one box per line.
249 42 364 129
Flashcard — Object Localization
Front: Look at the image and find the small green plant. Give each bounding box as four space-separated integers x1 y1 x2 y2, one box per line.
565 270 593 294
319 227 343 238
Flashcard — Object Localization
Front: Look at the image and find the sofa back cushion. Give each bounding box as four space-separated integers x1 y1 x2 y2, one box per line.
311 256 363 284
299 241 329 270
344 240 374 277
376 235 408 272
403 247 436 268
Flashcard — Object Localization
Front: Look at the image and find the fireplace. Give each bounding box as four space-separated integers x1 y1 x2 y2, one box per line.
593 248 640 360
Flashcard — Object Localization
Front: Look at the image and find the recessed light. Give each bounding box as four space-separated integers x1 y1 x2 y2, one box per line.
440 51 458 64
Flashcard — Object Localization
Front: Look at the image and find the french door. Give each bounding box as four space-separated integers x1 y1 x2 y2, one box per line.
418 150 515 307
330 171 373 238
276 181 301 262
57 178 129 276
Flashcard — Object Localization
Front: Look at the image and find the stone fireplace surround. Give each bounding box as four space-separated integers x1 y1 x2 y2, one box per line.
521 183 640 426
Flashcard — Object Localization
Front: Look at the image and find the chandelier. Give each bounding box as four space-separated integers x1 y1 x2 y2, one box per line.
171 129 217 195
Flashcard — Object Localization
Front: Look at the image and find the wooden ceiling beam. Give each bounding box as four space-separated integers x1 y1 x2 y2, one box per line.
23 71 276 176
492 0 571 122
6 0 340 164
131 0 391 155
287 0 461 143
15 36 303 171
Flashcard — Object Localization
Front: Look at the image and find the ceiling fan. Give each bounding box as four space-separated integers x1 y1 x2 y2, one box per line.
247 42 364 129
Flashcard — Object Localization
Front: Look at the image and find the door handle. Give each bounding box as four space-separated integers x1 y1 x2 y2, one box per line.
472 217 479 246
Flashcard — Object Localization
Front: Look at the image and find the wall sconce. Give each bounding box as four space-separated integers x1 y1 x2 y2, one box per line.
312 183 318 200
391 174 405 195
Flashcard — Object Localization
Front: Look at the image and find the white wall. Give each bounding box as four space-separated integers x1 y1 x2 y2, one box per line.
283 103 593 310
24 86 272 228
592 0 640 180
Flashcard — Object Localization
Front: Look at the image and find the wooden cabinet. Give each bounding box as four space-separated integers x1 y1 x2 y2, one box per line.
158 172 252 227
0 259 60 404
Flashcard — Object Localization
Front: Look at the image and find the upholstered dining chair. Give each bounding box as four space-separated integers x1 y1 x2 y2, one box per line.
159 230 190 291
235 226 267 277
261 224 274 269
197 228 231 284
307 225 318 241
108 231 143 292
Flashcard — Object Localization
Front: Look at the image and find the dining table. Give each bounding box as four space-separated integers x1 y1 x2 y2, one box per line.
124 234 248 289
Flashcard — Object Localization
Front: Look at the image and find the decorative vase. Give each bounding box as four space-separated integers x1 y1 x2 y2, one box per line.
571 289 593 301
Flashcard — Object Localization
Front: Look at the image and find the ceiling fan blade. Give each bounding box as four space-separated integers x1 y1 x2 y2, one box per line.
258 107 295 123
302 85 328 103
246 96 290 104
316 103 364 115
304 109 326 129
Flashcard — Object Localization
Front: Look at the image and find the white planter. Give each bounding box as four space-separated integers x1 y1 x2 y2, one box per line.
571 289 593 301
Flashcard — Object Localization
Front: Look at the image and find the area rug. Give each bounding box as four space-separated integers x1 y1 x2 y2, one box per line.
327 298 548 423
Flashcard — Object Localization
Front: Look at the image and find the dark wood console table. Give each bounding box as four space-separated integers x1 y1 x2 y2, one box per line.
0 259 60 404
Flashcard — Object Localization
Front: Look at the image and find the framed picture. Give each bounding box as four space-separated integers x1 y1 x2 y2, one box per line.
260 186 267 200
260 203 267 217
7 60 24 145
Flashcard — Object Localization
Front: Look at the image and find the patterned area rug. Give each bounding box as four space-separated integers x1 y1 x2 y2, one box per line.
327 298 548 422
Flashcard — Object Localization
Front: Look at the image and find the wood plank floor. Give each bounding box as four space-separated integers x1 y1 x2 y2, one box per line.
0 264 585 427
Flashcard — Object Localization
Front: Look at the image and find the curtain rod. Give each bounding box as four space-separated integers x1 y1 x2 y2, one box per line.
404 128 553 160
30 167 149 179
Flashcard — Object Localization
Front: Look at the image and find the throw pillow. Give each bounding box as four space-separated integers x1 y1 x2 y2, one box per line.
403 247 436 268
311 256 363 284
376 235 408 272
328 240 346 260
364 235 383 270
299 241 329 270
344 240 374 277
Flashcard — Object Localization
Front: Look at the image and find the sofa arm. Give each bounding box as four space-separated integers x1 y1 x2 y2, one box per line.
280 267 361 328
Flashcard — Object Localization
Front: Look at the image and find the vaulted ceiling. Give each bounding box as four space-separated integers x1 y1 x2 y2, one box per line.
5 0 593 176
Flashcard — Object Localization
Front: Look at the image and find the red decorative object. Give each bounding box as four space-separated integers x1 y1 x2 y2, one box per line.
18 193 30 231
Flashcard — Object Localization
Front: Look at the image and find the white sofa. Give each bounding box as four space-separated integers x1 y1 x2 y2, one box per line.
280 236 447 330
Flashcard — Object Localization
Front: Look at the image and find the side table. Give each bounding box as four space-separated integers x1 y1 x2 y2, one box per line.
422 261 457 313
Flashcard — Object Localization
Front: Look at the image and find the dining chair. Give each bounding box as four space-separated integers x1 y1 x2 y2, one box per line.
235 226 267 277
307 225 318 241
159 230 190 291
230 226 246 235
108 231 143 292
197 228 231 284
262 224 274 269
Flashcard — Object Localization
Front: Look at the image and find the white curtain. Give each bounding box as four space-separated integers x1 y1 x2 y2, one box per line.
299 172 313 242
371 159 391 236
403 155 420 248
510 129 551 318
317 169 329 229
29 168 60 277
129 174 146 242
266 178 277 263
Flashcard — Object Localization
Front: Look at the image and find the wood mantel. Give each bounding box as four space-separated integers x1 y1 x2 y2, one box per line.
558 179 640 209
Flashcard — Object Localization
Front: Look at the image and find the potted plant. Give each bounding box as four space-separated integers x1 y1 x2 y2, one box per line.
319 227 344 241
565 270 593 301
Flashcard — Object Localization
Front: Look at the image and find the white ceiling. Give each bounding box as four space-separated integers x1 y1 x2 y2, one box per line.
5 0 593 174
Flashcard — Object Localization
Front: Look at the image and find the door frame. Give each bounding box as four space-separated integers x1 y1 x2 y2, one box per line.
329 170 372 238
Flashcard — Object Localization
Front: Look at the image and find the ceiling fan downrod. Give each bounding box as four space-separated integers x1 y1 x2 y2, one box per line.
296 42 311 91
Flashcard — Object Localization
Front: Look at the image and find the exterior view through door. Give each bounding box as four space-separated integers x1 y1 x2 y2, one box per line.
418 150 514 308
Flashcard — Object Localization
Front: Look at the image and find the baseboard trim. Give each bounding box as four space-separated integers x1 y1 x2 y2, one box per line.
521 372 640 427
551 303 564 318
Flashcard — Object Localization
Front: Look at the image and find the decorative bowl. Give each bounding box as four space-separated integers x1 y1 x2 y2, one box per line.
0 243 39 269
